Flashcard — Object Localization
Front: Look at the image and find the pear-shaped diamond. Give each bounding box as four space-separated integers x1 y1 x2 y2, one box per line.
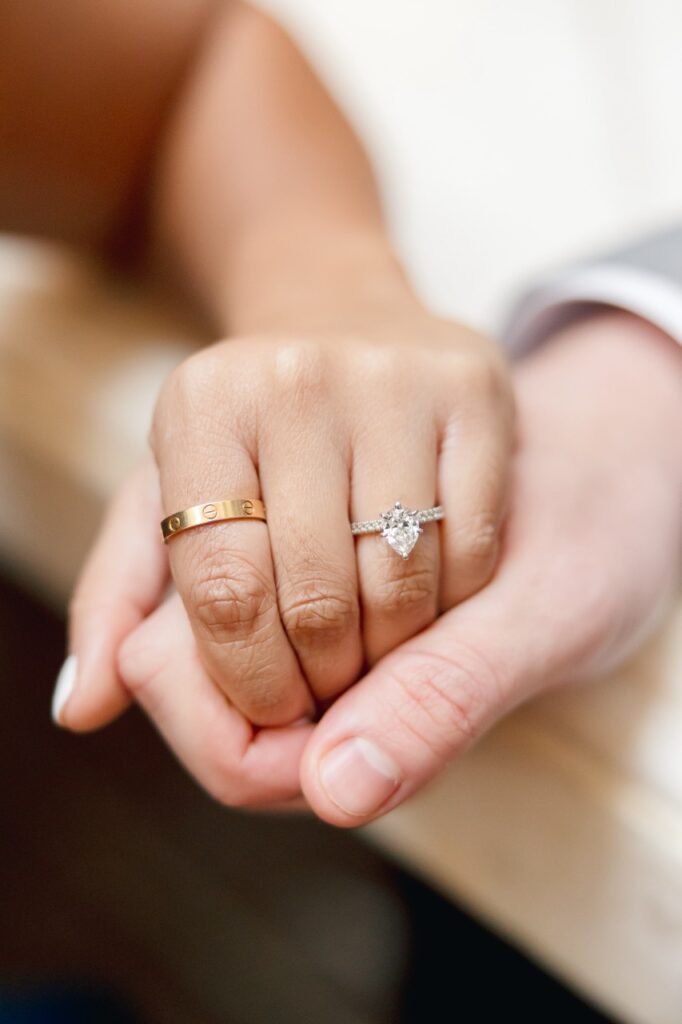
381 502 422 558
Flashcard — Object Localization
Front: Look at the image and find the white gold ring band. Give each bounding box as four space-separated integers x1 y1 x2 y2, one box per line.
350 501 444 559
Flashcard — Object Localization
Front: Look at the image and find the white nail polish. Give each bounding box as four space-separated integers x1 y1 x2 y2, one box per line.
52 654 77 725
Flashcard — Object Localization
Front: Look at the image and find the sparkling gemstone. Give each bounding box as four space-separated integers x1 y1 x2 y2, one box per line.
381 502 422 558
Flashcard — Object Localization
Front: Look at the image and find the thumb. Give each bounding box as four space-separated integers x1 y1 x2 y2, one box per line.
299 521 593 827
299 604 518 828
53 453 169 731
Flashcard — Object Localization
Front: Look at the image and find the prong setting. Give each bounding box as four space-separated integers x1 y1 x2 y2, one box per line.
350 501 444 558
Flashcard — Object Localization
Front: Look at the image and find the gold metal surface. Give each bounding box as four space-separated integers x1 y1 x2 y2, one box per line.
161 498 266 543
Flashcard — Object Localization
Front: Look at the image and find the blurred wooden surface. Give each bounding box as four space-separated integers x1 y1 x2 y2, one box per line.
1 239 681 1024
0 570 409 1024
1 573 614 1023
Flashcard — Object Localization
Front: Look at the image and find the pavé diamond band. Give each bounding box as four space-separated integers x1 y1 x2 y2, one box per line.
351 501 444 559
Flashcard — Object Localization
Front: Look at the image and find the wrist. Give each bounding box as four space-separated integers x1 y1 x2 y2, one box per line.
210 218 422 335
519 310 682 487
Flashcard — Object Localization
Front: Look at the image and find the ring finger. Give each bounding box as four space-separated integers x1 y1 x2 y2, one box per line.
351 413 441 665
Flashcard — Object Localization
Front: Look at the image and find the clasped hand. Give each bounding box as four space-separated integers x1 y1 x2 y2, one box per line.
58 311 682 827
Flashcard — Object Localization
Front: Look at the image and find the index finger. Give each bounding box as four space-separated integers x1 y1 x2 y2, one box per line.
153 356 314 726
118 594 314 805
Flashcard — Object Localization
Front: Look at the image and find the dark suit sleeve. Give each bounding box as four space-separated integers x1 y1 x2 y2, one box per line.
502 224 682 356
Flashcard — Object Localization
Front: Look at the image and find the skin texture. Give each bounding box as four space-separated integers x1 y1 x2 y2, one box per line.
0 4 514 729
0 0 219 247
67 312 682 824
299 313 682 824
64 309 513 733
2 5 680 823
146 320 512 727
0 1 515 728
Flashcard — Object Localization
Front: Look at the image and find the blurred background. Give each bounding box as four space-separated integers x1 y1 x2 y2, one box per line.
2 1 682 1021
1 569 614 1022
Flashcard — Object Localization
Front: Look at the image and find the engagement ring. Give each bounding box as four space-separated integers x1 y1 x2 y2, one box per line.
350 501 444 559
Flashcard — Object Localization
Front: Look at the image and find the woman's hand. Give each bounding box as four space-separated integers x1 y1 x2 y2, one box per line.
56 309 514 743
54 311 682 820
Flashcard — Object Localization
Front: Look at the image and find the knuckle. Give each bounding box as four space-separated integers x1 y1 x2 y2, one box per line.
280 580 359 647
156 350 214 414
271 340 329 400
356 346 401 386
150 346 236 450
370 564 436 618
388 643 503 757
189 552 277 645
459 350 509 408
242 673 296 720
455 513 500 567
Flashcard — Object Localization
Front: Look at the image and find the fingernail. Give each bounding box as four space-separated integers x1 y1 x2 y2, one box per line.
52 654 77 726
319 737 401 817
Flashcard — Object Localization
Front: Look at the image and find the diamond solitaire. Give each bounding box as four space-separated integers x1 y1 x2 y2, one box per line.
350 501 445 559
381 502 422 558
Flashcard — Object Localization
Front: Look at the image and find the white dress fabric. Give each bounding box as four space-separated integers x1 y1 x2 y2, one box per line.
256 0 682 339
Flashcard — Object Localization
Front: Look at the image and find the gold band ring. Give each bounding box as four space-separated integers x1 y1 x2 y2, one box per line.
161 498 266 543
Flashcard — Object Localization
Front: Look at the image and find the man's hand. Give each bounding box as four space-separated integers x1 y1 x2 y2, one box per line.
296 311 682 823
